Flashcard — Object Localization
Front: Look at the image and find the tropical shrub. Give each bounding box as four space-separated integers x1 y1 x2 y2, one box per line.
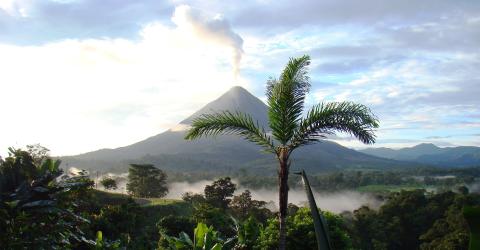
255 207 353 250
158 215 196 237
232 216 262 250
94 231 121 250
192 202 235 237
161 222 232 250
91 198 143 244
0 147 95 249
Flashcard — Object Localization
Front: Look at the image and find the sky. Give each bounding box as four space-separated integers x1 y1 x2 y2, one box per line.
0 0 479 156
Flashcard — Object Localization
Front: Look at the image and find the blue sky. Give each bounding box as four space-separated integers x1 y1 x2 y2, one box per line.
0 0 479 155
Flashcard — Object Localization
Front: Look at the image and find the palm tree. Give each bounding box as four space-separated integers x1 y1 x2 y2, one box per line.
185 55 379 250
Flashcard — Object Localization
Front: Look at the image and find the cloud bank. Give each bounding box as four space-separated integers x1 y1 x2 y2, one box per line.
0 5 247 156
1 0 479 154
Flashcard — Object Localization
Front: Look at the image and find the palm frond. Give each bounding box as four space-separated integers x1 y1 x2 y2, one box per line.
295 170 332 250
289 102 379 150
185 111 276 153
266 55 311 145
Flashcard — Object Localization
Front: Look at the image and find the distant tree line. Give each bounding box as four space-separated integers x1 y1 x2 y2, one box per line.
168 167 479 192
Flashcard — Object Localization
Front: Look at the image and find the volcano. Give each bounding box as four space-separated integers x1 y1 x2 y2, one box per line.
62 86 409 175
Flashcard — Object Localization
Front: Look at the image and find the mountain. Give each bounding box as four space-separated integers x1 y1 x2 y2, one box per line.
359 143 480 167
181 86 269 127
62 86 411 175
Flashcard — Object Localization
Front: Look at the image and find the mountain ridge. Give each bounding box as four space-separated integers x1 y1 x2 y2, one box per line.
62 86 415 174
359 143 480 167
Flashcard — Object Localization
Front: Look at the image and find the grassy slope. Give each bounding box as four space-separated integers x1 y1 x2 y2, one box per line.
91 189 192 217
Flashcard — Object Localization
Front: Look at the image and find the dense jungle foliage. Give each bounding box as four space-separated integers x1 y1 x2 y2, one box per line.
1 147 479 249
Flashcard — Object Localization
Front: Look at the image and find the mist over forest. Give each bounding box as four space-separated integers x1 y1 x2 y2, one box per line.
91 170 382 213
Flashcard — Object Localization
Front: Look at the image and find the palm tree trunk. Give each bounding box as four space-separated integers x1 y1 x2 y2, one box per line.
278 149 289 250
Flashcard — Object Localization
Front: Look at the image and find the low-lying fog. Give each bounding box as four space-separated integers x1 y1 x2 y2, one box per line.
88 170 382 213
167 180 382 213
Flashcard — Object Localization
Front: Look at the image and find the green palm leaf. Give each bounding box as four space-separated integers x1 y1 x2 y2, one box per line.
185 111 276 153
290 101 379 150
267 55 311 145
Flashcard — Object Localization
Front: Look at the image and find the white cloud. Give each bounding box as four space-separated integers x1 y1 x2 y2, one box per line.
0 0 29 16
1 1 479 154
0 5 249 156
